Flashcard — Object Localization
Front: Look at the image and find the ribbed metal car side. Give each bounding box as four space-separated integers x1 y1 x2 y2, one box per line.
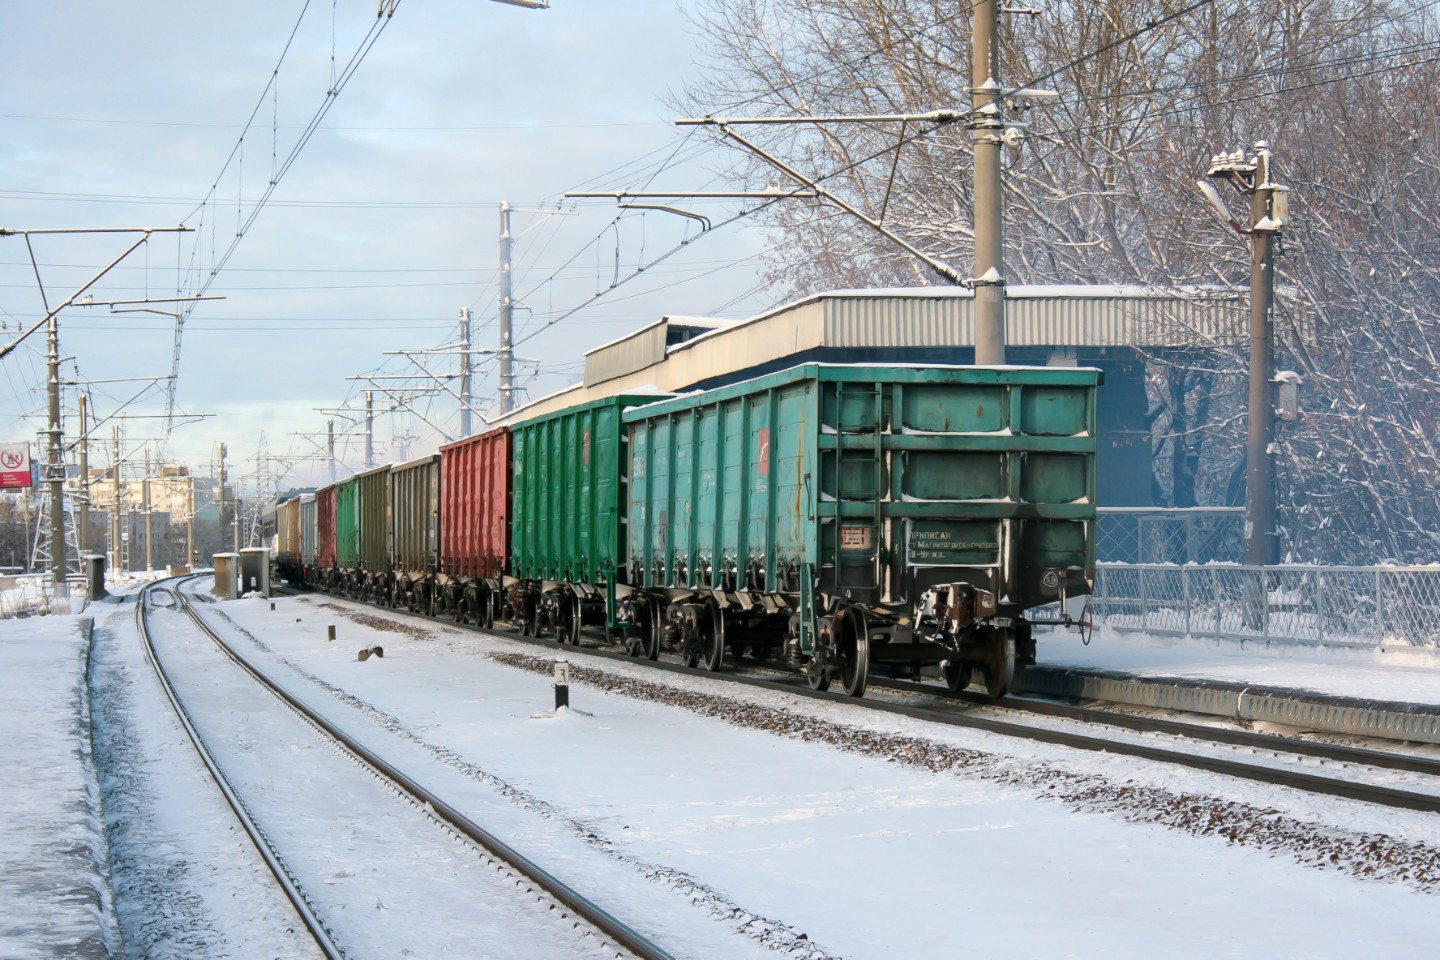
439 427 510 580
510 393 669 634
433 427 511 625
334 475 359 572
315 484 337 586
299 493 317 569
622 363 1101 696
354 464 392 598
390 453 440 609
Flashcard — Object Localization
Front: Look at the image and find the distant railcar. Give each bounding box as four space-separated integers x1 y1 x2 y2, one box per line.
621 363 1101 696
509 393 671 642
436 426 511 627
298 492 317 582
390 453 440 612
273 495 304 584
344 464 391 601
314 483 337 589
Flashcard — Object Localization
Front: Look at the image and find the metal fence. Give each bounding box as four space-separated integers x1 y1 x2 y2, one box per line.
1096 507 1244 564
1090 563 1440 648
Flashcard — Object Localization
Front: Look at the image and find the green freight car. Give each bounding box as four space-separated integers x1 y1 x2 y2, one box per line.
334 464 391 601
621 363 1102 697
509 393 671 642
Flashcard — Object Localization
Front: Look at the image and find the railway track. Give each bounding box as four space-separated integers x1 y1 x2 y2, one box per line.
297 585 1440 815
138 578 672 960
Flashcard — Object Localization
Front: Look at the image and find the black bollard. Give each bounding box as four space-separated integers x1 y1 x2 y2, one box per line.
554 659 570 710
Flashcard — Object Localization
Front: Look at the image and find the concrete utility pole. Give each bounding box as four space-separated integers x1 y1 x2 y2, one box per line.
216 442 228 558
969 0 1006 365
364 390 375 470
77 394 89 555
1202 141 1290 566
327 419 336 482
143 446 153 573
459 307 473 437
112 428 122 574
498 202 515 416
45 314 65 585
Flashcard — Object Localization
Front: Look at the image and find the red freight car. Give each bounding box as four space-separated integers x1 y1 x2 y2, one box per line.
437 426 511 627
314 483 337 589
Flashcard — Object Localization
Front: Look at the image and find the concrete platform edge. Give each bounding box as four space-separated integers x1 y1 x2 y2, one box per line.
1016 665 1440 745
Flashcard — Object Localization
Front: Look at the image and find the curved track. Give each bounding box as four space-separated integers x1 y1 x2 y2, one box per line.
142 578 673 960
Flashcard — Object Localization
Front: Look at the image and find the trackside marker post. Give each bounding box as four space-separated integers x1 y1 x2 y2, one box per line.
554 659 570 710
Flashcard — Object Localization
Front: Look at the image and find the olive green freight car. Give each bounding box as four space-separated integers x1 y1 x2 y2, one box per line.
509 393 671 642
621 363 1102 698
334 464 391 601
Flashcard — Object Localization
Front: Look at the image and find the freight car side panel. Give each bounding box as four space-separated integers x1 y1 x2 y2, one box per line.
630 377 819 593
283 497 302 565
625 364 1100 610
391 454 439 574
334 477 359 569
354 464 392 573
299 493 317 567
511 394 668 585
439 427 510 579
316 485 337 570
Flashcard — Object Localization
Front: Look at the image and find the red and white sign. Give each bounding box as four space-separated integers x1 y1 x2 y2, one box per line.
0 443 31 488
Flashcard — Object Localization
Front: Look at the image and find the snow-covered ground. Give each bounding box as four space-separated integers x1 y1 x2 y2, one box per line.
3 584 1439 959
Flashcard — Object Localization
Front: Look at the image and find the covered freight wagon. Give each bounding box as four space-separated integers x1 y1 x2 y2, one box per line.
273 495 304 584
390 453 440 611
298 492 317 580
437 426 510 627
622 363 1101 697
333 465 391 600
314 484 337 589
510 392 671 641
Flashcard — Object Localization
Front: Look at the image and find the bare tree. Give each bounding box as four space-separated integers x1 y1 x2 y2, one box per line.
677 0 1440 562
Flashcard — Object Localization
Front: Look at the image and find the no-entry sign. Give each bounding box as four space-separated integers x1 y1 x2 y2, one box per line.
0 443 32 488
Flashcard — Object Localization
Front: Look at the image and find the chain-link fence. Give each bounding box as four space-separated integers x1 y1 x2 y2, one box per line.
1090 563 1440 648
1095 508 1245 564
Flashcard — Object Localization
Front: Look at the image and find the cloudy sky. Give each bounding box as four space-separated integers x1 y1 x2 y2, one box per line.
1 0 777 489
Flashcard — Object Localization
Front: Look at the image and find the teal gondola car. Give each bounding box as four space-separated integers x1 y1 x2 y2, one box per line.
621 363 1102 697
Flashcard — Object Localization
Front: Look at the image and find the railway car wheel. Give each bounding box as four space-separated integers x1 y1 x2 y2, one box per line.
981 627 1016 700
835 605 870 697
644 598 663 660
805 658 831 691
566 593 583 646
698 600 725 672
942 660 973 694
480 588 495 630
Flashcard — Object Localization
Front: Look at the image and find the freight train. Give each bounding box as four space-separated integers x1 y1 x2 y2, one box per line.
270 362 1102 698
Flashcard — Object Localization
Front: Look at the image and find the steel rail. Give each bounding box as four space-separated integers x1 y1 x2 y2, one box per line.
178 585 671 960
136 580 346 960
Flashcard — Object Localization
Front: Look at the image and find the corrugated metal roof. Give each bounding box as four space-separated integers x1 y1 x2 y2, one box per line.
502 286 1243 424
